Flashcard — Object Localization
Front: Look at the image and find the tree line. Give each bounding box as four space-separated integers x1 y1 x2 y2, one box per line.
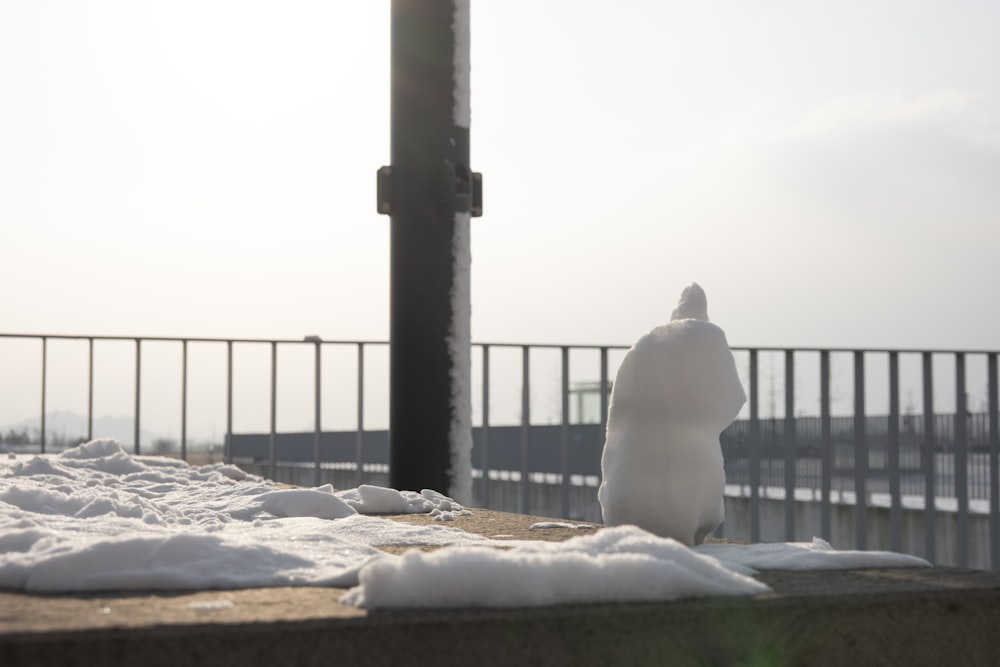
1 428 88 448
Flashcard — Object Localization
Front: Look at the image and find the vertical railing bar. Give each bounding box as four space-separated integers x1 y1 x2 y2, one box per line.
356 343 364 487
820 350 832 540
749 349 760 542
134 339 141 455
988 353 999 572
599 347 609 493
560 346 570 519
520 346 530 515
225 341 233 464
955 352 968 568
853 351 868 550
888 351 902 552
269 341 277 481
481 344 490 509
181 340 188 461
40 337 47 454
87 338 94 442
599 347 609 431
784 349 796 541
313 341 322 488
922 352 936 563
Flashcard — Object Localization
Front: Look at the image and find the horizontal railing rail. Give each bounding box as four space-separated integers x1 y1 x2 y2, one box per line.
2 333 998 570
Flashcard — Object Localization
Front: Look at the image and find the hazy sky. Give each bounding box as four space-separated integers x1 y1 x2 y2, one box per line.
3 0 999 349
2 1 999 437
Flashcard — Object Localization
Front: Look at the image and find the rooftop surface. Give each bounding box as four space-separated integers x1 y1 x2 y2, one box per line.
3 509 999 667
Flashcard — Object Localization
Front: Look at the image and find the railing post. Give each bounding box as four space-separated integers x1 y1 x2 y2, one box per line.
922 352 936 563
480 344 490 508
749 349 760 542
820 350 832 540
313 341 322 488
225 341 233 464
598 347 609 493
988 353 999 572
784 350 796 540
888 351 902 552
560 346 570 519
520 346 531 514
269 341 277 481
356 343 365 487
853 351 868 549
40 337 47 454
955 352 968 568
134 339 141 455
87 338 94 442
599 347 609 432
181 340 188 461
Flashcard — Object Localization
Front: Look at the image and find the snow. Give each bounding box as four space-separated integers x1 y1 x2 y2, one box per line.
599 283 746 545
1 438 929 608
698 537 930 571
0 440 477 592
530 522 596 530
341 525 769 609
447 210 473 505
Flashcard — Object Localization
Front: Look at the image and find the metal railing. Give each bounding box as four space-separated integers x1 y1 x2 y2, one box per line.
2 333 999 569
0 333 385 490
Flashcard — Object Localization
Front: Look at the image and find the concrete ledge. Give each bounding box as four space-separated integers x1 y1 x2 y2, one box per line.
3 510 1000 667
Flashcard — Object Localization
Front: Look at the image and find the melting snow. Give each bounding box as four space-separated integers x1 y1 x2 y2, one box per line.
0 439 929 607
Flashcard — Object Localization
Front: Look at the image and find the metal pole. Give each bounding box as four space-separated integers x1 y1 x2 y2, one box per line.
749 349 760 542
181 340 188 461
40 338 47 453
820 350 832 540
134 339 141 455
269 341 277 481
853 351 868 549
314 341 322 488
560 346 570 519
384 0 479 499
225 341 233 464
520 346 531 514
888 351 902 552
599 347 609 491
480 344 490 508
955 353 968 568
922 352 936 563
599 347 609 433
356 343 364 487
87 338 94 442
784 350 795 540
988 353 999 572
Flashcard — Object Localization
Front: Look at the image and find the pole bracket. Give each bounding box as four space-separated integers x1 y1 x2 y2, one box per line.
376 165 482 217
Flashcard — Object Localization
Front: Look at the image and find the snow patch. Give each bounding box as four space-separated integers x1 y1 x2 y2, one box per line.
697 537 930 571
0 440 931 603
447 210 473 505
341 525 769 609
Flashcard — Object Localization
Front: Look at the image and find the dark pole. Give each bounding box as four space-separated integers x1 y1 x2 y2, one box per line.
379 0 481 501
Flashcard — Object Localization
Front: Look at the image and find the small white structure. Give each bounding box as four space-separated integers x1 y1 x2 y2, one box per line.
599 283 746 545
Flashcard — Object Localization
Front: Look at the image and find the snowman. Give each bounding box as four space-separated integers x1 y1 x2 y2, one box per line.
598 283 745 545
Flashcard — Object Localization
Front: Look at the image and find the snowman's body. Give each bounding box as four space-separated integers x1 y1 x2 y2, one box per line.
598 284 745 546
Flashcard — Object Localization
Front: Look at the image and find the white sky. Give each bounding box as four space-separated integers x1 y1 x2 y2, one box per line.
2 1 999 436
